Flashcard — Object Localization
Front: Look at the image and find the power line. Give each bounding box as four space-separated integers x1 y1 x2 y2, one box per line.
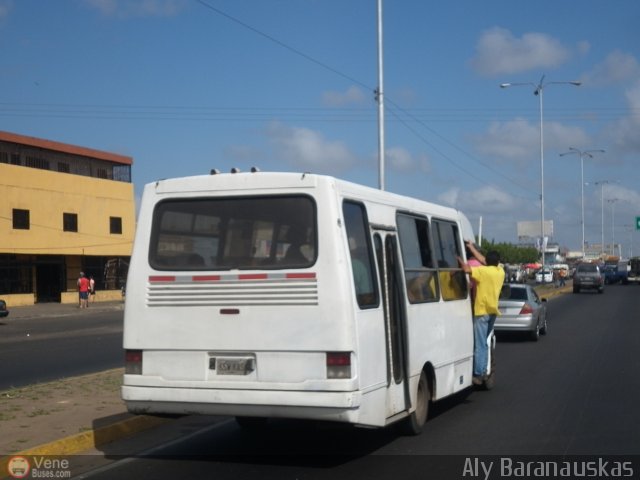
192 0 542 200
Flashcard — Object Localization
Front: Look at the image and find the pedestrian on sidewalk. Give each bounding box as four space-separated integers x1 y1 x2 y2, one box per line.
78 272 90 309
559 268 566 287
89 276 96 304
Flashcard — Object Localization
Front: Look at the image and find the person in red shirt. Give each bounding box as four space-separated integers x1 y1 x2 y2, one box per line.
78 272 90 309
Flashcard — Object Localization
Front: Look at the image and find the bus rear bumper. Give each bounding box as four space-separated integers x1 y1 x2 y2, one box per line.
122 385 365 424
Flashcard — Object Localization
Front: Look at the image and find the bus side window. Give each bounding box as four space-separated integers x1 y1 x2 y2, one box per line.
397 214 438 303
432 220 467 301
343 201 378 308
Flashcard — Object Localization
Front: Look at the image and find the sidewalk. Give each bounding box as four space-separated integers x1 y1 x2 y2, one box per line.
1 299 167 463
7 299 125 320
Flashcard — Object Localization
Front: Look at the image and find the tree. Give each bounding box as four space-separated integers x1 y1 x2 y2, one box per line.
475 239 539 265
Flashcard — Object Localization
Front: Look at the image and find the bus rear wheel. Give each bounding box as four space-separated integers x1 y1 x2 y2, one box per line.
400 370 430 435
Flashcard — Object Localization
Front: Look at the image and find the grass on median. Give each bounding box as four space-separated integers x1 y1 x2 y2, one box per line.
0 369 124 426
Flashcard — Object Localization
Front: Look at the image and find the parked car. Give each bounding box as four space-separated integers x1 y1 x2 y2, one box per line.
496 283 548 341
573 263 604 293
0 299 9 318
535 268 553 284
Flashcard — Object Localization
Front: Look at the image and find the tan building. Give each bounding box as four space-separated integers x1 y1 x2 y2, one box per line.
0 131 135 305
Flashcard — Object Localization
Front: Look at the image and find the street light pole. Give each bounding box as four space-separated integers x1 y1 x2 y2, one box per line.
501 75 581 275
594 180 617 257
376 0 385 191
560 148 605 259
623 224 634 258
595 181 608 257
607 198 618 256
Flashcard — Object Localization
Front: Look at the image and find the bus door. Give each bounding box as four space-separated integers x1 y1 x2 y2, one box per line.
373 230 411 419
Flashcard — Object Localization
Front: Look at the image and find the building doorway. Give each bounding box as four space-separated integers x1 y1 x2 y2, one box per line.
36 261 64 303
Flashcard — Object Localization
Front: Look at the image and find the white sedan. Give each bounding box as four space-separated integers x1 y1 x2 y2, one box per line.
535 269 553 283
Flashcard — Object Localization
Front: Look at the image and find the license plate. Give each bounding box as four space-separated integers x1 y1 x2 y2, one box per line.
214 357 255 375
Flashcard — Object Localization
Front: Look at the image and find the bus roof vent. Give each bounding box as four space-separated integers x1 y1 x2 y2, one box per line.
251 166 260 173
230 167 241 173
210 168 221 175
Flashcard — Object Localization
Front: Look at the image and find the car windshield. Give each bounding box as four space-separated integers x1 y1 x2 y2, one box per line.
507 288 528 300
500 285 528 301
577 264 598 273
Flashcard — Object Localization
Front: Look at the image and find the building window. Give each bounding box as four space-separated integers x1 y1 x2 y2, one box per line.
113 165 131 183
0 152 8 163
58 162 70 173
63 213 78 232
96 168 109 179
12 209 30 230
110 217 123 235
10 153 21 165
25 156 50 170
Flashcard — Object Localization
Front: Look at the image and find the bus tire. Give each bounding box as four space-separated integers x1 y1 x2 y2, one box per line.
400 370 430 435
235 416 268 429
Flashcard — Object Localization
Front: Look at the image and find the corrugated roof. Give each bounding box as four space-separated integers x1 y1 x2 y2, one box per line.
0 130 133 165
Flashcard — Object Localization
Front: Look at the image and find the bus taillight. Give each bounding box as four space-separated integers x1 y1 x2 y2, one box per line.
326 352 351 379
125 349 143 375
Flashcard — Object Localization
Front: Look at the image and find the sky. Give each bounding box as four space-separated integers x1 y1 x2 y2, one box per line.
1 0 639 256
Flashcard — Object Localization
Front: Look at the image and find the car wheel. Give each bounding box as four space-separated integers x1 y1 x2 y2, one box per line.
540 315 548 336
598 287 604 294
400 370 430 435
530 323 540 342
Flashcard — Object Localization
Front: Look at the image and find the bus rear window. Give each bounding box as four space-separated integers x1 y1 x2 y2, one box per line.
149 195 316 270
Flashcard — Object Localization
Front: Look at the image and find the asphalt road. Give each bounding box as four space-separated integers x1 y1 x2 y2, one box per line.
75 284 640 480
0 309 123 390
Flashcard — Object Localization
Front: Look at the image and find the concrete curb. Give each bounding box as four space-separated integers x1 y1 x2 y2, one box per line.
534 284 572 299
0 415 171 473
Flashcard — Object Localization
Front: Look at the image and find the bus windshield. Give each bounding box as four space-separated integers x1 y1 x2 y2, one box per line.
149 195 316 270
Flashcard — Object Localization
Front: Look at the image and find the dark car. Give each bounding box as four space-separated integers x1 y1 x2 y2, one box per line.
573 263 604 294
0 299 8 318
602 264 619 284
496 283 548 341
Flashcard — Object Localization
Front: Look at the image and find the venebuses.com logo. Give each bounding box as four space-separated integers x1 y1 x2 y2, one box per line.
6 456 30 479
6 455 71 479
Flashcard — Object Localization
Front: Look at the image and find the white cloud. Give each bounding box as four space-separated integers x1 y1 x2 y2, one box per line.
82 0 187 18
470 27 572 76
322 86 367 107
581 50 640 87
577 41 591 56
438 185 518 214
386 147 431 174
223 145 261 163
603 80 640 155
473 118 590 166
265 121 357 173
474 119 537 163
438 187 461 209
606 184 640 207
0 0 12 19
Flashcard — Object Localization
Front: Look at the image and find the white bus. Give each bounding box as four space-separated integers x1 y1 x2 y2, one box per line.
122 171 490 434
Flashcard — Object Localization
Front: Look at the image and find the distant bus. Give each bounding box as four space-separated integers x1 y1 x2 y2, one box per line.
122 171 491 434
628 257 640 284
